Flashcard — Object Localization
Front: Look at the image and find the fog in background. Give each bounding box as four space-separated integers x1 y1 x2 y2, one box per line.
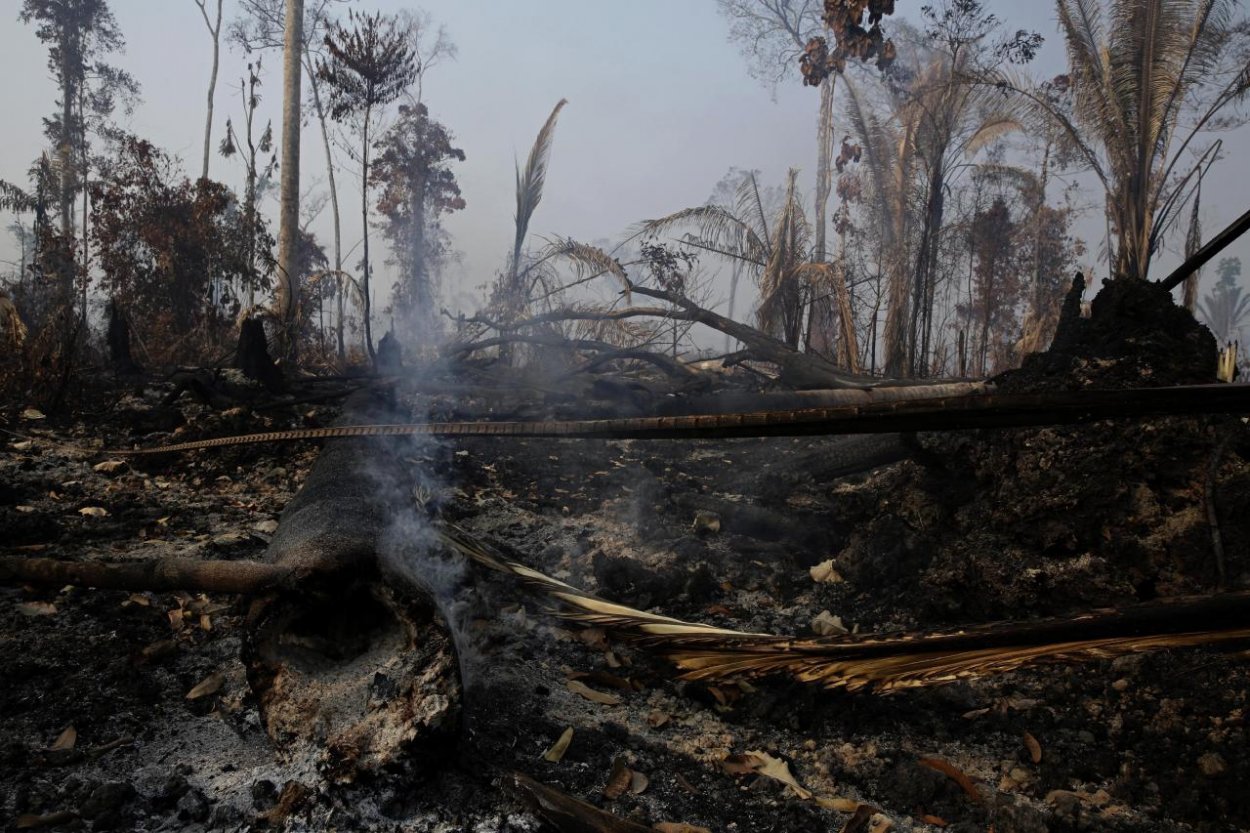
3 1 1248 333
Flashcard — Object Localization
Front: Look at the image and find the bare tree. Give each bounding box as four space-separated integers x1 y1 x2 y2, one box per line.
193 0 223 182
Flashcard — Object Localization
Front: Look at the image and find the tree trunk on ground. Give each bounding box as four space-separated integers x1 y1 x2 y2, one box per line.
274 0 305 360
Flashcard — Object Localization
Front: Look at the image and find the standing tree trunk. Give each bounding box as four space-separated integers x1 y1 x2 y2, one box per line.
360 109 375 360
275 0 305 360
58 34 76 303
813 72 836 263
304 58 345 359
195 0 223 182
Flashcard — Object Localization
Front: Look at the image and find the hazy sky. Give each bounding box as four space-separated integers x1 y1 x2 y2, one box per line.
2 1 1248 318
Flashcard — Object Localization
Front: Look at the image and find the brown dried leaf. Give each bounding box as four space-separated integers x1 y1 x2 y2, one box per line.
920 814 948 827
92 460 126 474
186 672 225 700
646 710 671 729
721 753 761 776
604 757 632 800
566 679 620 706
653 824 712 833
542 727 574 763
579 628 609 650
630 771 649 795
1023 731 1042 764
21 408 46 420
78 506 108 517
49 726 77 751
918 757 983 803
17 601 57 617
816 796 860 812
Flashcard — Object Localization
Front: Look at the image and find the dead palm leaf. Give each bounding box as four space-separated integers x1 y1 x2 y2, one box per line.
441 523 1250 693
508 99 568 304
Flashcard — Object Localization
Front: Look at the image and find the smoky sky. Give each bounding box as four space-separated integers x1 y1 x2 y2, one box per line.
2 1 1248 321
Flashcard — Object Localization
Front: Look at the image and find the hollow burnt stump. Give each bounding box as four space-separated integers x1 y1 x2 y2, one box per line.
244 389 461 782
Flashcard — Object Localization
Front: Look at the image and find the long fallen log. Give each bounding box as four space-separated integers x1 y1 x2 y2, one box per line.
0 555 290 594
115 383 1250 454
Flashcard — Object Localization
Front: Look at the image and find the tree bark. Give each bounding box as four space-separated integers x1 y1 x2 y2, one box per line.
0 555 289 594
274 0 305 359
361 109 375 360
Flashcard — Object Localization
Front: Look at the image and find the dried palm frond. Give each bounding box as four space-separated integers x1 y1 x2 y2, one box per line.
534 237 632 298
508 99 568 302
0 293 28 350
440 524 1250 693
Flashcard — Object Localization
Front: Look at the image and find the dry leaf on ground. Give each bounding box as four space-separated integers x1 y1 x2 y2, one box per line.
78 506 108 517
654 824 712 833
49 726 77 751
1023 730 1042 764
810 559 845 584
566 679 620 706
604 757 632 799
542 727 574 763
92 460 126 473
186 672 225 700
918 757 983 803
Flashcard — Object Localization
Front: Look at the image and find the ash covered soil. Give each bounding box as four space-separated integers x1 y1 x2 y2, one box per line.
3 282 1250 833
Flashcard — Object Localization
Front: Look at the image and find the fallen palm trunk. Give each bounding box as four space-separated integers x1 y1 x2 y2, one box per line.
651 381 989 415
439 524 1250 693
117 383 1250 455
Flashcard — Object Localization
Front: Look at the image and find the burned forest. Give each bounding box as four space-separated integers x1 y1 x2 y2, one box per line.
6 1 1250 831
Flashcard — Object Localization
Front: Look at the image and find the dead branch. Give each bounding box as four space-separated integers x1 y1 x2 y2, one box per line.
623 281 876 388
0 555 291 594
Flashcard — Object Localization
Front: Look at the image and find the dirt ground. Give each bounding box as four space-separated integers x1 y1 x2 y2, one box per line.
3 367 1249 833
2 279 1248 833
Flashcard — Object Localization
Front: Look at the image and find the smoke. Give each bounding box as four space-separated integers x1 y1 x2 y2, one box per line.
365 396 489 693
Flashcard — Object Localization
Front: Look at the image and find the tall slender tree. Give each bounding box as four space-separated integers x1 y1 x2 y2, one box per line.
317 9 418 359
19 0 134 304
273 0 304 358
193 0 223 182
232 0 352 355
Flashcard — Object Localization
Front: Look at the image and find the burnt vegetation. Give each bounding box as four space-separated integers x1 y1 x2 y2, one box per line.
4 1 1250 832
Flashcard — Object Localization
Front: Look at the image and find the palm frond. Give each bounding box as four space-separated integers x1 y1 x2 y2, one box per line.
440 523 1250 693
963 116 1021 156
636 205 768 265
509 99 568 291
534 237 632 297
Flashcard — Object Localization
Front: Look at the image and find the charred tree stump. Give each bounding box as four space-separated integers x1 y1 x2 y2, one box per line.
235 317 284 392
106 300 141 375
244 388 460 781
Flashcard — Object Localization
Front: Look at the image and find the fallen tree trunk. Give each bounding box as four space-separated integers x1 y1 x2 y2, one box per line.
115 383 1250 455
0 555 289 594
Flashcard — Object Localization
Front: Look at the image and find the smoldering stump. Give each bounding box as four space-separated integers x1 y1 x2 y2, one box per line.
244 389 461 781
